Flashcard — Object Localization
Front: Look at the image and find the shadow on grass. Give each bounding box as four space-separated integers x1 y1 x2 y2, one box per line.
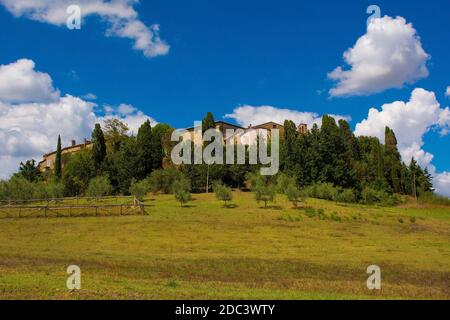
259 205 283 210
180 204 197 208
222 204 238 209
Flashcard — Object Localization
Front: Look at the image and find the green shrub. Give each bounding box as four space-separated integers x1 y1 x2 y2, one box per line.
172 178 192 207
360 187 384 204
410 217 417 223
301 183 338 201
285 183 303 208
0 176 35 201
87 176 112 199
148 168 185 194
333 189 357 203
129 179 149 201
360 187 400 206
214 184 233 207
45 181 65 199
330 212 342 222
304 207 316 218
250 174 277 208
276 173 297 194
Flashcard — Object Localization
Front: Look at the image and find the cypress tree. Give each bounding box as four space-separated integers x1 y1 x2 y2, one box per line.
319 115 347 186
202 112 216 133
202 112 216 193
384 127 402 193
55 135 62 180
137 120 153 178
91 123 107 173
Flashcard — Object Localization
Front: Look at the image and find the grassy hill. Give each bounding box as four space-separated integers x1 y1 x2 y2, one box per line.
0 192 449 300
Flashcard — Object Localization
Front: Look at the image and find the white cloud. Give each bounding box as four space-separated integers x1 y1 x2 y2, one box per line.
0 59 60 103
0 59 156 179
446 86 450 98
433 172 450 197
0 0 169 58
224 105 350 128
82 93 97 100
329 16 429 97
355 88 450 197
117 103 137 116
355 88 449 168
100 104 157 135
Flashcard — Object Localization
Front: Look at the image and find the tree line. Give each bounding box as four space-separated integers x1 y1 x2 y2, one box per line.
1 112 438 204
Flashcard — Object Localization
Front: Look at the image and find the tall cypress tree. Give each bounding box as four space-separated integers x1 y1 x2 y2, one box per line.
202 112 216 134
338 119 358 188
319 115 347 186
91 123 107 173
55 135 62 180
202 112 216 193
281 120 298 171
137 120 153 178
384 127 402 193
306 123 321 183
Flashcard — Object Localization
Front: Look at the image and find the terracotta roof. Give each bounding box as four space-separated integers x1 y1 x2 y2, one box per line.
41 141 92 159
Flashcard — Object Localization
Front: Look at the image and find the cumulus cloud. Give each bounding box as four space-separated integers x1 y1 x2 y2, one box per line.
0 0 169 58
433 172 450 197
0 59 60 103
101 103 157 135
82 93 97 100
0 59 156 179
355 88 450 197
446 86 450 98
329 16 429 97
224 105 350 128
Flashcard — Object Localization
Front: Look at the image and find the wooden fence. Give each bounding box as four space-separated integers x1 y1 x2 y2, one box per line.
0 196 148 219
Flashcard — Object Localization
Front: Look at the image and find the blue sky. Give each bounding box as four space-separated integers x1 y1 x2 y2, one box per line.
0 0 449 193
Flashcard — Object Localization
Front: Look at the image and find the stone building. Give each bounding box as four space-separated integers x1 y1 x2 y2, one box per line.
38 121 308 172
38 139 92 173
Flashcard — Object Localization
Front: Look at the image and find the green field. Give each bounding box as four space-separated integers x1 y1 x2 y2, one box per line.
0 192 449 300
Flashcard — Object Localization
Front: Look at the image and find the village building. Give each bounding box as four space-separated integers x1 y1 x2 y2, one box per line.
38 121 308 172
38 139 92 173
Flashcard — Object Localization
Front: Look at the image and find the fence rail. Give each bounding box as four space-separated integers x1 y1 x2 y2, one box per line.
0 196 148 219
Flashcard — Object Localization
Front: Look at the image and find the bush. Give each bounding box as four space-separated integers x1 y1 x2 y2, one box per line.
0 176 35 201
45 181 65 199
285 183 303 208
87 176 112 199
333 189 357 203
277 173 297 194
148 168 185 194
214 184 233 207
360 187 399 206
301 183 338 201
172 178 192 207
250 174 277 208
129 179 149 201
